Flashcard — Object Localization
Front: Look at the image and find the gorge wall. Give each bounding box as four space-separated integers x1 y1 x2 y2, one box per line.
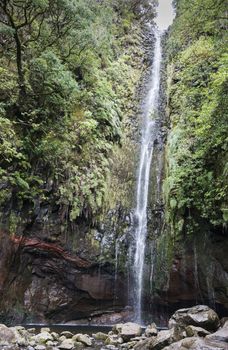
0 0 227 325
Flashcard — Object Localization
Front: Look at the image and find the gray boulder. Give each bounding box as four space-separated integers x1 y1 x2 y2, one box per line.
147 329 175 350
169 305 220 331
145 323 158 337
163 336 228 350
113 322 142 341
206 320 228 343
0 324 16 345
59 338 75 350
73 333 92 346
186 325 211 337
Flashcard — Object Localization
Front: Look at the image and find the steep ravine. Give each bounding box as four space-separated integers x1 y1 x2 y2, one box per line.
0 0 227 327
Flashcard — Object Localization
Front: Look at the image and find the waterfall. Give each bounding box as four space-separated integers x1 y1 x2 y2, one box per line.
133 28 162 323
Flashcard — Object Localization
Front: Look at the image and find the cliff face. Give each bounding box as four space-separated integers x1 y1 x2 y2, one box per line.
149 0 228 319
0 0 227 325
0 13 148 323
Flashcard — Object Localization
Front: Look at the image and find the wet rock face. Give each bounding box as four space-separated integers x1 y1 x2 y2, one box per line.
0 231 127 323
150 228 228 320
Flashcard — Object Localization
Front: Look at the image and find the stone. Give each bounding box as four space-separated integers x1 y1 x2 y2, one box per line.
186 325 211 337
105 334 123 346
105 346 119 350
133 338 150 350
163 336 228 350
113 323 142 341
59 339 74 350
168 305 220 331
59 336 67 342
74 341 84 349
145 323 158 337
206 321 228 343
46 340 55 346
148 329 175 350
51 332 60 341
0 324 16 345
33 331 53 344
27 328 36 334
27 346 35 350
125 340 137 348
93 332 108 341
73 333 92 346
41 328 51 333
60 331 74 338
35 346 46 350
220 318 228 327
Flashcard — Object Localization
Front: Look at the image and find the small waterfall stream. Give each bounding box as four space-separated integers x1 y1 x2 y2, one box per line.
133 28 163 323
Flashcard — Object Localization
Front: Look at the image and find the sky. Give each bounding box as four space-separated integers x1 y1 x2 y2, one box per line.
155 0 175 30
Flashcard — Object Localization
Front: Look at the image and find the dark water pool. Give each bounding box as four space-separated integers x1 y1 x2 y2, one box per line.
23 324 113 335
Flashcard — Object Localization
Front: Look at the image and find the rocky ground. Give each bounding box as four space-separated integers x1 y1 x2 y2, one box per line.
0 305 227 350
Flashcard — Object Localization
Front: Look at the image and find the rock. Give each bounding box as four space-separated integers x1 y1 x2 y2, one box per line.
163 336 228 350
220 318 228 327
145 323 158 337
93 332 108 341
17 337 29 346
61 331 74 338
46 340 55 346
186 325 211 337
51 332 60 340
33 331 53 344
169 305 220 331
27 346 35 350
0 324 16 344
105 334 123 346
113 323 142 341
148 329 175 350
59 335 67 342
105 346 119 350
35 346 46 350
59 338 75 350
41 328 51 333
206 321 228 343
73 333 92 346
125 340 138 348
27 328 36 334
74 342 84 349
133 338 150 350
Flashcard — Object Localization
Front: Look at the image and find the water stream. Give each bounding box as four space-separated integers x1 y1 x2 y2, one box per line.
133 28 162 323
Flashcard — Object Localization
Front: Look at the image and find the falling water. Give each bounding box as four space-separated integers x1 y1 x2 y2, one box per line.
133 28 162 323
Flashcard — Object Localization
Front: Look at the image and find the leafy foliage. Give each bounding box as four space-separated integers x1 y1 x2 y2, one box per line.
165 0 228 233
0 0 152 226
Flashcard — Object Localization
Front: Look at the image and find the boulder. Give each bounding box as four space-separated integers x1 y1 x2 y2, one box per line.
59 338 75 350
0 324 16 345
206 321 228 343
163 336 228 350
145 323 158 337
186 325 210 337
73 333 92 346
105 334 124 346
35 346 46 350
113 322 142 341
148 329 175 350
93 332 108 341
169 305 220 331
33 331 53 343
74 341 84 349
61 331 74 338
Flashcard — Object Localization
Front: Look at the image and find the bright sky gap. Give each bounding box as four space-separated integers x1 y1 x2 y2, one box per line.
155 0 175 30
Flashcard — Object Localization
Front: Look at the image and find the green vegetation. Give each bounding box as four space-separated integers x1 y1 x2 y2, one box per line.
0 0 156 227
165 0 228 234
